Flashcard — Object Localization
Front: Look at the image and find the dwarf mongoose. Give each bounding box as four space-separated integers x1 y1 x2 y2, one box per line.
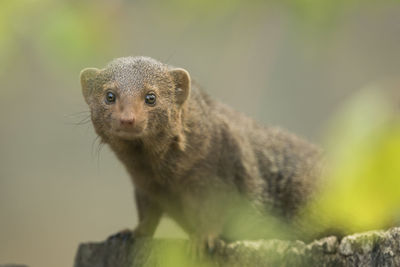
80 56 322 251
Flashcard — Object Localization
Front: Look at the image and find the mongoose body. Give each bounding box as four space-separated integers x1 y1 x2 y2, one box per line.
80 56 321 249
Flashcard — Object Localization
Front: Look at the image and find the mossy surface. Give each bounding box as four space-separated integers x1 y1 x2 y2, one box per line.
74 227 400 267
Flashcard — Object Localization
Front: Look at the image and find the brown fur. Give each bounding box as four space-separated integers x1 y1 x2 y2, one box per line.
80 56 322 247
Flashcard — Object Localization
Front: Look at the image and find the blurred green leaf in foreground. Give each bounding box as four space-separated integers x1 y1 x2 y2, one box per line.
304 83 400 236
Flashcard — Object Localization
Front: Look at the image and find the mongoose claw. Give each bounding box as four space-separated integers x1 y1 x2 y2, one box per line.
188 234 223 259
208 236 225 255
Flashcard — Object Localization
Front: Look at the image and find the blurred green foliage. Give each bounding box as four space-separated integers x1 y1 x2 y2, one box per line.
0 0 117 72
38 4 113 66
1 0 398 74
304 87 400 235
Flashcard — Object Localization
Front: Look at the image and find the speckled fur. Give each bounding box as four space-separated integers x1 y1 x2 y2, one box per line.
80 56 322 246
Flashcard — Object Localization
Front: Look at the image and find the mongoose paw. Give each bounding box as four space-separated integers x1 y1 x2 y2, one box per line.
207 235 226 254
107 229 133 242
188 234 224 259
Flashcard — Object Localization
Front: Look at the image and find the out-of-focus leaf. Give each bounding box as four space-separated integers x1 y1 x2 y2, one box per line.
37 4 115 67
0 0 49 72
303 86 400 236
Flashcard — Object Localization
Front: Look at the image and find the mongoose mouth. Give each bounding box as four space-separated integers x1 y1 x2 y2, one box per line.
113 126 145 140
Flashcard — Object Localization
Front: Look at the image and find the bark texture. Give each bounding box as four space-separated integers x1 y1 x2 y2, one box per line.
74 227 400 267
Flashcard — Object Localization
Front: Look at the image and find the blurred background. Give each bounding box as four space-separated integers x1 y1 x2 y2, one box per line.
1 0 400 266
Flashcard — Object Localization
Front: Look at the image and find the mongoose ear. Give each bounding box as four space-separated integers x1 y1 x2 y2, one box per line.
170 68 191 106
80 68 99 104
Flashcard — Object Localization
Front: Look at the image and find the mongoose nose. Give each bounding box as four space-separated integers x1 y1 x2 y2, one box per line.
120 116 135 127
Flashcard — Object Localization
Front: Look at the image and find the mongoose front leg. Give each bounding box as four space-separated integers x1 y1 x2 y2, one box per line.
132 188 163 237
108 189 162 241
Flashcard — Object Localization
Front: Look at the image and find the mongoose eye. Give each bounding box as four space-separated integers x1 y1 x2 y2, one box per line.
145 93 156 106
105 92 116 104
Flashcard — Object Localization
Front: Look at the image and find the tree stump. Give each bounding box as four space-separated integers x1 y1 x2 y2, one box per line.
74 227 400 267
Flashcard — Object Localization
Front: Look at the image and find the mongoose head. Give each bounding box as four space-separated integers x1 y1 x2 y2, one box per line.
80 56 190 143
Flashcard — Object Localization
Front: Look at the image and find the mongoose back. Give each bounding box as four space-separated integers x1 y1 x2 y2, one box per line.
80 56 322 250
